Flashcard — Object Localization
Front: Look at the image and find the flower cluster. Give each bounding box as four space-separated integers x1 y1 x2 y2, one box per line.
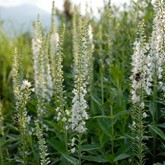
12 48 32 134
130 22 148 165
32 16 42 98
49 1 59 83
70 137 76 153
12 48 34 163
131 0 165 99
54 24 65 106
32 16 53 104
130 40 149 103
16 79 32 133
130 1 165 163
12 48 20 99
51 24 69 130
70 88 88 133
32 16 54 121
148 0 165 95
69 19 90 134
72 6 80 74
88 24 93 44
21 79 32 90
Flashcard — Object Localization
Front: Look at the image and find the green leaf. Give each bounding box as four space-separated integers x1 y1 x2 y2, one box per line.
47 138 66 154
114 111 129 119
45 120 61 132
114 153 130 162
115 142 131 156
97 118 111 137
62 154 79 165
82 155 108 163
106 154 115 163
82 144 100 151
149 125 165 140
158 123 165 129
91 94 102 107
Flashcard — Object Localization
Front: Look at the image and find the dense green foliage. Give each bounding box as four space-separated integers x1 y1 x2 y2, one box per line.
0 0 164 165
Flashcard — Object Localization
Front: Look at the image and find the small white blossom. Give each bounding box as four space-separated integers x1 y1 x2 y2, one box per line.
88 24 93 43
133 121 136 128
71 147 76 154
65 110 70 116
140 102 145 109
142 112 147 118
62 117 67 122
71 137 76 147
21 80 32 90
36 38 41 44
51 32 59 48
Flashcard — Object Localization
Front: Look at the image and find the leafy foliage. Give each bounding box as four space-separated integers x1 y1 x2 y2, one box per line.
0 0 164 165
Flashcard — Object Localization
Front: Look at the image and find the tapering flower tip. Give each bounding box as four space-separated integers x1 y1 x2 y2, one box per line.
12 47 21 98
88 24 93 43
21 80 32 90
51 0 56 33
52 0 55 10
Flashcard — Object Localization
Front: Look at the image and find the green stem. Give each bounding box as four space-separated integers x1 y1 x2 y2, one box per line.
110 105 114 155
100 61 105 115
110 91 117 165
0 140 4 165
78 134 82 165
64 127 68 152
152 67 158 163
22 129 27 165
138 107 143 165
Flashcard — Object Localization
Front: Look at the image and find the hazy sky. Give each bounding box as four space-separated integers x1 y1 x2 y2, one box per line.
0 0 130 13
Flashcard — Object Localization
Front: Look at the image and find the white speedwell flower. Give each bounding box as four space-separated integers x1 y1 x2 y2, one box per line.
21 80 32 90
71 88 88 133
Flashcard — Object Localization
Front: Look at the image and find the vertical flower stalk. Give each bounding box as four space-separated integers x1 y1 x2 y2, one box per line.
32 16 42 99
32 18 45 119
69 19 90 164
97 24 105 115
49 1 59 84
32 15 53 165
12 48 21 100
147 0 165 102
131 1 165 163
32 16 53 119
130 22 148 165
146 0 165 162
53 24 71 151
70 19 89 134
35 120 50 165
72 6 79 73
54 24 68 127
85 24 94 91
54 24 65 110
39 36 53 102
12 48 32 165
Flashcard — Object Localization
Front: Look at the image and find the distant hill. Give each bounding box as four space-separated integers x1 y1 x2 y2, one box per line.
0 4 56 36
